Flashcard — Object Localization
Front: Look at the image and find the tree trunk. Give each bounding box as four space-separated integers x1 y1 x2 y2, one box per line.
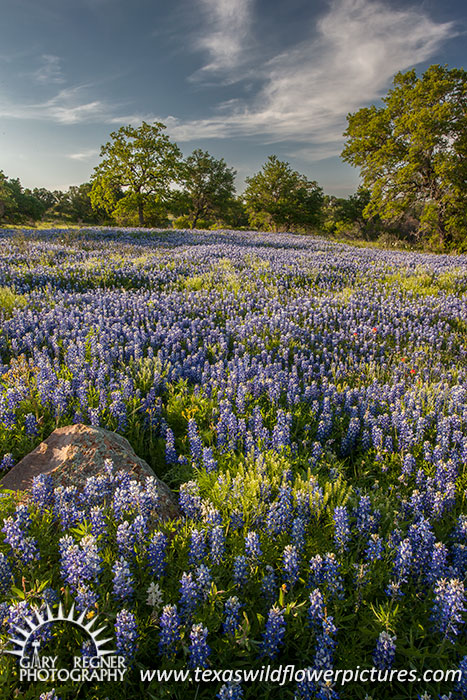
138 198 144 227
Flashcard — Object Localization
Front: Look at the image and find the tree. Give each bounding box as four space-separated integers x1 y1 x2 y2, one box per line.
0 171 15 221
341 65 467 249
0 174 47 222
90 121 182 226
54 183 108 223
243 156 324 232
179 149 237 228
32 187 58 212
328 188 380 240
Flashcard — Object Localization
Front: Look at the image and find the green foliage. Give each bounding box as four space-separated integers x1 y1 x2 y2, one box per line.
342 64 467 250
0 287 27 318
51 183 108 224
243 156 324 233
179 149 237 228
90 121 182 226
0 172 48 223
323 188 380 240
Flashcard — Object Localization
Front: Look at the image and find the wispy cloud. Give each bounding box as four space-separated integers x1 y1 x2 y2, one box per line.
68 148 100 161
32 54 65 84
0 0 457 165
191 0 253 80
0 86 111 124
169 0 456 157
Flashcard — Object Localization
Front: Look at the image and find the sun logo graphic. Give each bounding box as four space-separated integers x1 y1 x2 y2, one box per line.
3 602 127 683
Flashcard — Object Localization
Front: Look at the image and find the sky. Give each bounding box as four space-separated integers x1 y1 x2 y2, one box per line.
0 0 465 197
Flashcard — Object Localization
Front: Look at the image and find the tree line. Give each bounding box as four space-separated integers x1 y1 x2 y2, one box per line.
1 64 465 251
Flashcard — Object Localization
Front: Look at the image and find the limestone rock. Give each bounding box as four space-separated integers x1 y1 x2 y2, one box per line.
0 423 179 519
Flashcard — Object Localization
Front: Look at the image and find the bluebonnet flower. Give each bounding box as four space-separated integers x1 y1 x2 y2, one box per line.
158 604 181 659
453 515 467 543
188 623 210 669
179 481 202 519
195 564 212 602
201 502 222 526
90 506 107 539
115 609 137 660
223 596 242 635
210 525 225 565
355 495 380 535
230 509 244 531
179 571 199 621
266 484 293 536
112 557 134 602
109 390 127 431
116 520 136 560
341 416 360 455
217 683 243 700
261 565 277 605
271 410 291 451
333 506 350 552
245 531 262 562
260 606 286 659
282 544 300 588
0 454 15 472
452 543 467 578
202 447 217 472
314 615 337 670
2 512 40 565
138 480 159 519
42 587 59 607
189 528 207 567
38 691 61 700
233 555 249 587
147 531 168 578
391 538 412 585
75 584 99 613
54 486 82 529
308 553 344 600
31 474 54 512
401 453 416 479
365 534 384 562
308 589 324 628
165 428 177 464
407 517 435 581
291 517 306 552
373 631 396 670
455 656 467 697
188 419 203 462
426 542 448 585
0 553 13 594
24 413 38 437
431 578 466 643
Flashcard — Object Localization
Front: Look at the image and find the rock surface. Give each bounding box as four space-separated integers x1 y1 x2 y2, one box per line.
0 423 179 519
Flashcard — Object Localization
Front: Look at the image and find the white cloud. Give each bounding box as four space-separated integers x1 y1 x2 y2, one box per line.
0 0 456 166
68 148 100 161
0 87 110 124
191 0 253 79
168 0 456 157
33 54 65 84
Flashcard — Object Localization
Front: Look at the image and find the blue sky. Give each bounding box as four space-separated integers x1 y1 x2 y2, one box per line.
0 0 465 196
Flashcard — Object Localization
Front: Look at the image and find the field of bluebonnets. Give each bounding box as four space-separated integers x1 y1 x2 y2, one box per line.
0 226 467 700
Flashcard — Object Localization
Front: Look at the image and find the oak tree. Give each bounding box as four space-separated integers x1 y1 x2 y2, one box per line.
341 65 467 249
91 121 182 226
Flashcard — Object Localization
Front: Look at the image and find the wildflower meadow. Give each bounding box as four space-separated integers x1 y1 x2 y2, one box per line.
0 226 466 700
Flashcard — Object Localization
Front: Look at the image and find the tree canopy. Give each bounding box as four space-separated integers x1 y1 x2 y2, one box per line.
341 64 467 250
179 149 237 228
243 156 324 232
90 121 182 226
